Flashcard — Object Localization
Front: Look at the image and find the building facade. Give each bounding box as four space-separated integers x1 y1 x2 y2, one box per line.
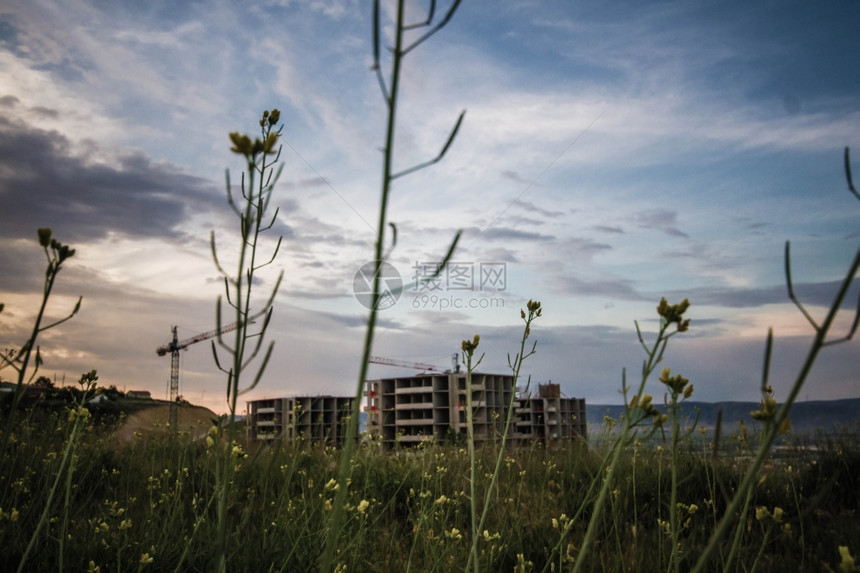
246 378 586 449
246 395 356 445
365 372 516 448
514 383 587 442
365 373 587 449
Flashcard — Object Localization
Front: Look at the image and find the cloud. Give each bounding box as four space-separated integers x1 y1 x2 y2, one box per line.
0 115 219 245
631 209 689 238
550 274 645 301
500 169 531 185
513 199 565 218
593 225 624 234
468 226 555 243
665 279 860 310
562 237 613 261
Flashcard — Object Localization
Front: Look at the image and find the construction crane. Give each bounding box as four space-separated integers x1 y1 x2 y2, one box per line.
368 354 460 373
156 321 244 427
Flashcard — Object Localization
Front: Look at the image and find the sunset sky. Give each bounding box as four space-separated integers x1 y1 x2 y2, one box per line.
1 0 858 414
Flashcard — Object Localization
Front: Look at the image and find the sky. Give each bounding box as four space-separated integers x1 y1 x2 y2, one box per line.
0 0 858 414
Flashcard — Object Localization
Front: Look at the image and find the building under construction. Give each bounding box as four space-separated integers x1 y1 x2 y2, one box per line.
245 356 585 448
364 373 586 449
364 371 515 447
515 382 587 442
245 395 356 445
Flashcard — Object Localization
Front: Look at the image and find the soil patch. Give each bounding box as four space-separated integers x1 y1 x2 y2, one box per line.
114 403 216 446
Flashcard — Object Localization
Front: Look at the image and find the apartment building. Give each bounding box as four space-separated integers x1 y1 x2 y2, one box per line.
365 372 586 449
246 395 356 445
365 371 515 448
246 377 586 449
515 383 587 442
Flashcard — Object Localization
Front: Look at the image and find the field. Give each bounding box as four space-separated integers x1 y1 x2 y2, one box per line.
0 400 858 572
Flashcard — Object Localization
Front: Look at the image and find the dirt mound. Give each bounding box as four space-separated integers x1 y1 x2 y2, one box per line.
115 403 217 445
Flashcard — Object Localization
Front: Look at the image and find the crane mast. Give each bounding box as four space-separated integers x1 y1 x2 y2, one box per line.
156 321 243 427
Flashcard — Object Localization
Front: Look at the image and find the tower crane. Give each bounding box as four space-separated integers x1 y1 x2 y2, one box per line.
156 321 244 426
368 353 460 373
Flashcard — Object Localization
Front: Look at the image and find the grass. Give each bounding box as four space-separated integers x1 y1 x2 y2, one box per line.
0 408 858 572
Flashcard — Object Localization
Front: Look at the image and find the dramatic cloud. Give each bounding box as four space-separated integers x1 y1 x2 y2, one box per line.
0 115 218 244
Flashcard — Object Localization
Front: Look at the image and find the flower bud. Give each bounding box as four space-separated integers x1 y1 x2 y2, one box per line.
37 227 52 247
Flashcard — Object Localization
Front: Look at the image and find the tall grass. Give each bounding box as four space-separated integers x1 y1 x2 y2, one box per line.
0 408 858 571
208 107 285 573
322 1 464 570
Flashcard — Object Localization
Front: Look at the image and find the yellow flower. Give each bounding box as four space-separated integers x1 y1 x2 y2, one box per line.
140 553 154 565
325 478 339 492
357 499 370 513
640 394 653 409
657 297 690 326
838 546 855 573
461 335 480 354
771 507 784 523
514 553 534 573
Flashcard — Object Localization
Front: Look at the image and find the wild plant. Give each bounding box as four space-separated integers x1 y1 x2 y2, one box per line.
655 349 699 573
460 300 543 573
0 229 94 572
541 297 692 573
16 369 98 573
322 1 465 570
205 108 285 572
1 229 81 439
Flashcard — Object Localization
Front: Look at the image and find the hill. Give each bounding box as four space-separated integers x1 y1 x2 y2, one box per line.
587 397 860 437
112 402 217 446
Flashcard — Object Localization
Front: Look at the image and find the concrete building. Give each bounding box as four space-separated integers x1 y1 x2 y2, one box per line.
246 395 356 445
365 373 586 449
515 383 587 442
365 371 515 448
246 378 586 450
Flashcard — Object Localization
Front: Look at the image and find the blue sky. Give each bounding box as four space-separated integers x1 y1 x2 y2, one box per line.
0 0 858 414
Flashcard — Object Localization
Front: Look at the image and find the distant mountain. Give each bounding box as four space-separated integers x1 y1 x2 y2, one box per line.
587 398 860 437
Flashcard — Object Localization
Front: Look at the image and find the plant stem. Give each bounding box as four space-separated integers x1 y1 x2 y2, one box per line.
320 3 405 570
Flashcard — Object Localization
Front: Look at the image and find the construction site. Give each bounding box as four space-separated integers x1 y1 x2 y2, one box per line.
245 355 587 448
